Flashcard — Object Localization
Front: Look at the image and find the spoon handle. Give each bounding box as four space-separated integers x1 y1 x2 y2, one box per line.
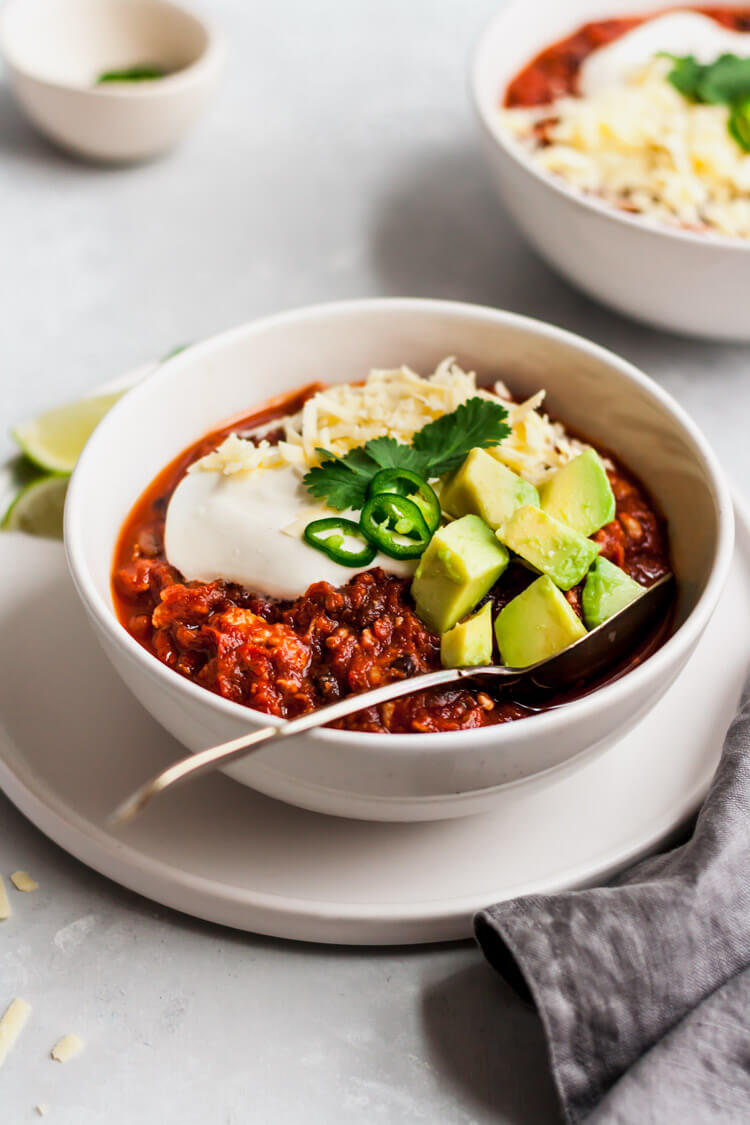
110 664 516 825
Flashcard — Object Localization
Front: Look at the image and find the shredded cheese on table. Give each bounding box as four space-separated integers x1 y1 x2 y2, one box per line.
0 875 10 920
51 1032 84 1063
191 359 588 488
501 57 750 239
0 998 31 1067
10 870 38 893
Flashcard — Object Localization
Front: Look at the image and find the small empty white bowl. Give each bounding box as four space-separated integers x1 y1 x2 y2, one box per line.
0 0 223 162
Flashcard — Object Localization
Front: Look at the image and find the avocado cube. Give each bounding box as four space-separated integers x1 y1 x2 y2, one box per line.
441 448 539 531
498 506 599 591
582 556 645 629
440 602 493 668
411 514 509 634
539 449 615 537
494 575 587 667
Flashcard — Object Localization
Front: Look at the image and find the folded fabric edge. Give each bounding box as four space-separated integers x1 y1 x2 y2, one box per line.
474 903 578 1125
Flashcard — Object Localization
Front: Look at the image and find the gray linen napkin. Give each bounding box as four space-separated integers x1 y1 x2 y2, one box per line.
475 679 750 1124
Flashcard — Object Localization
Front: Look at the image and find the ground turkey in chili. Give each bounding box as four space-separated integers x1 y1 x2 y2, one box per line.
112 394 672 734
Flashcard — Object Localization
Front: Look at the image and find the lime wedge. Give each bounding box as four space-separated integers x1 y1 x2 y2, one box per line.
11 391 123 474
1 475 69 538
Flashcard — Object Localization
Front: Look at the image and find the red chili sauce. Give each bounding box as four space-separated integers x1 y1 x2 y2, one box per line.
112 385 672 734
505 6 750 108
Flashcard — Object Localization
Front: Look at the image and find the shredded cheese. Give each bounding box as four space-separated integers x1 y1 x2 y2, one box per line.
0 875 10 920
501 57 750 239
191 359 587 488
0 998 31 1067
10 870 38 893
51 1033 84 1063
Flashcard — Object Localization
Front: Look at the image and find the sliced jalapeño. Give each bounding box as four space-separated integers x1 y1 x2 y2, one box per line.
303 518 377 567
359 493 431 560
367 468 441 533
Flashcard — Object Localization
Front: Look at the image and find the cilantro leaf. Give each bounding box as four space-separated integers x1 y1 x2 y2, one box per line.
411 397 511 477
97 64 165 84
303 450 374 511
729 99 750 153
662 53 750 150
363 436 428 474
661 53 703 99
301 395 510 511
697 53 750 105
315 446 376 478
303 463 368 511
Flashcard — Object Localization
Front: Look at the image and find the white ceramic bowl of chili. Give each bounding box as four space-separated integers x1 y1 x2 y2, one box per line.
471 0 750 340
64 299 734 821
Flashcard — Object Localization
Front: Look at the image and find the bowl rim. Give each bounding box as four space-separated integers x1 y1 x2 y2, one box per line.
64 297 735 756
469 0 750 255
0 0 223 98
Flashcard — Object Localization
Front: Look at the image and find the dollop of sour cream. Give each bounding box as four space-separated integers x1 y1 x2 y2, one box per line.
580 11 750 95
164 464 415 600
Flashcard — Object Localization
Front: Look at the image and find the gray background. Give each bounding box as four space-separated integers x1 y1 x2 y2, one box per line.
1 0 747 1121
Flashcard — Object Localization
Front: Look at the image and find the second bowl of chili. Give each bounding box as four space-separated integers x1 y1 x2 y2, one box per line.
471 0 750 339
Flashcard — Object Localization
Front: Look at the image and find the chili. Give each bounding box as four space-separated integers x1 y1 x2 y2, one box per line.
111 384 673 734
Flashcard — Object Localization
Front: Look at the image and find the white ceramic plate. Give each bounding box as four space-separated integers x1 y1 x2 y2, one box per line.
0 472 747 943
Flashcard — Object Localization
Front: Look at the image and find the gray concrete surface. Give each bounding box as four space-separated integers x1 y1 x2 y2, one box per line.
1 0 747 1120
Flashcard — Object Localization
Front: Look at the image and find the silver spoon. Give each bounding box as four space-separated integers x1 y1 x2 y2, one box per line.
111 573 673 825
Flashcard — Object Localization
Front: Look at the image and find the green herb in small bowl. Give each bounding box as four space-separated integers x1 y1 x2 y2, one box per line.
97 64 165 85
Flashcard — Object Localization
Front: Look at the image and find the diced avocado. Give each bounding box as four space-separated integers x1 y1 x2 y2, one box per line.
411 514 509 634
539 449 615 537
440 602 493 668
441 448 539 531
494 575 587 667
582 556 645 629
498 506 599 591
